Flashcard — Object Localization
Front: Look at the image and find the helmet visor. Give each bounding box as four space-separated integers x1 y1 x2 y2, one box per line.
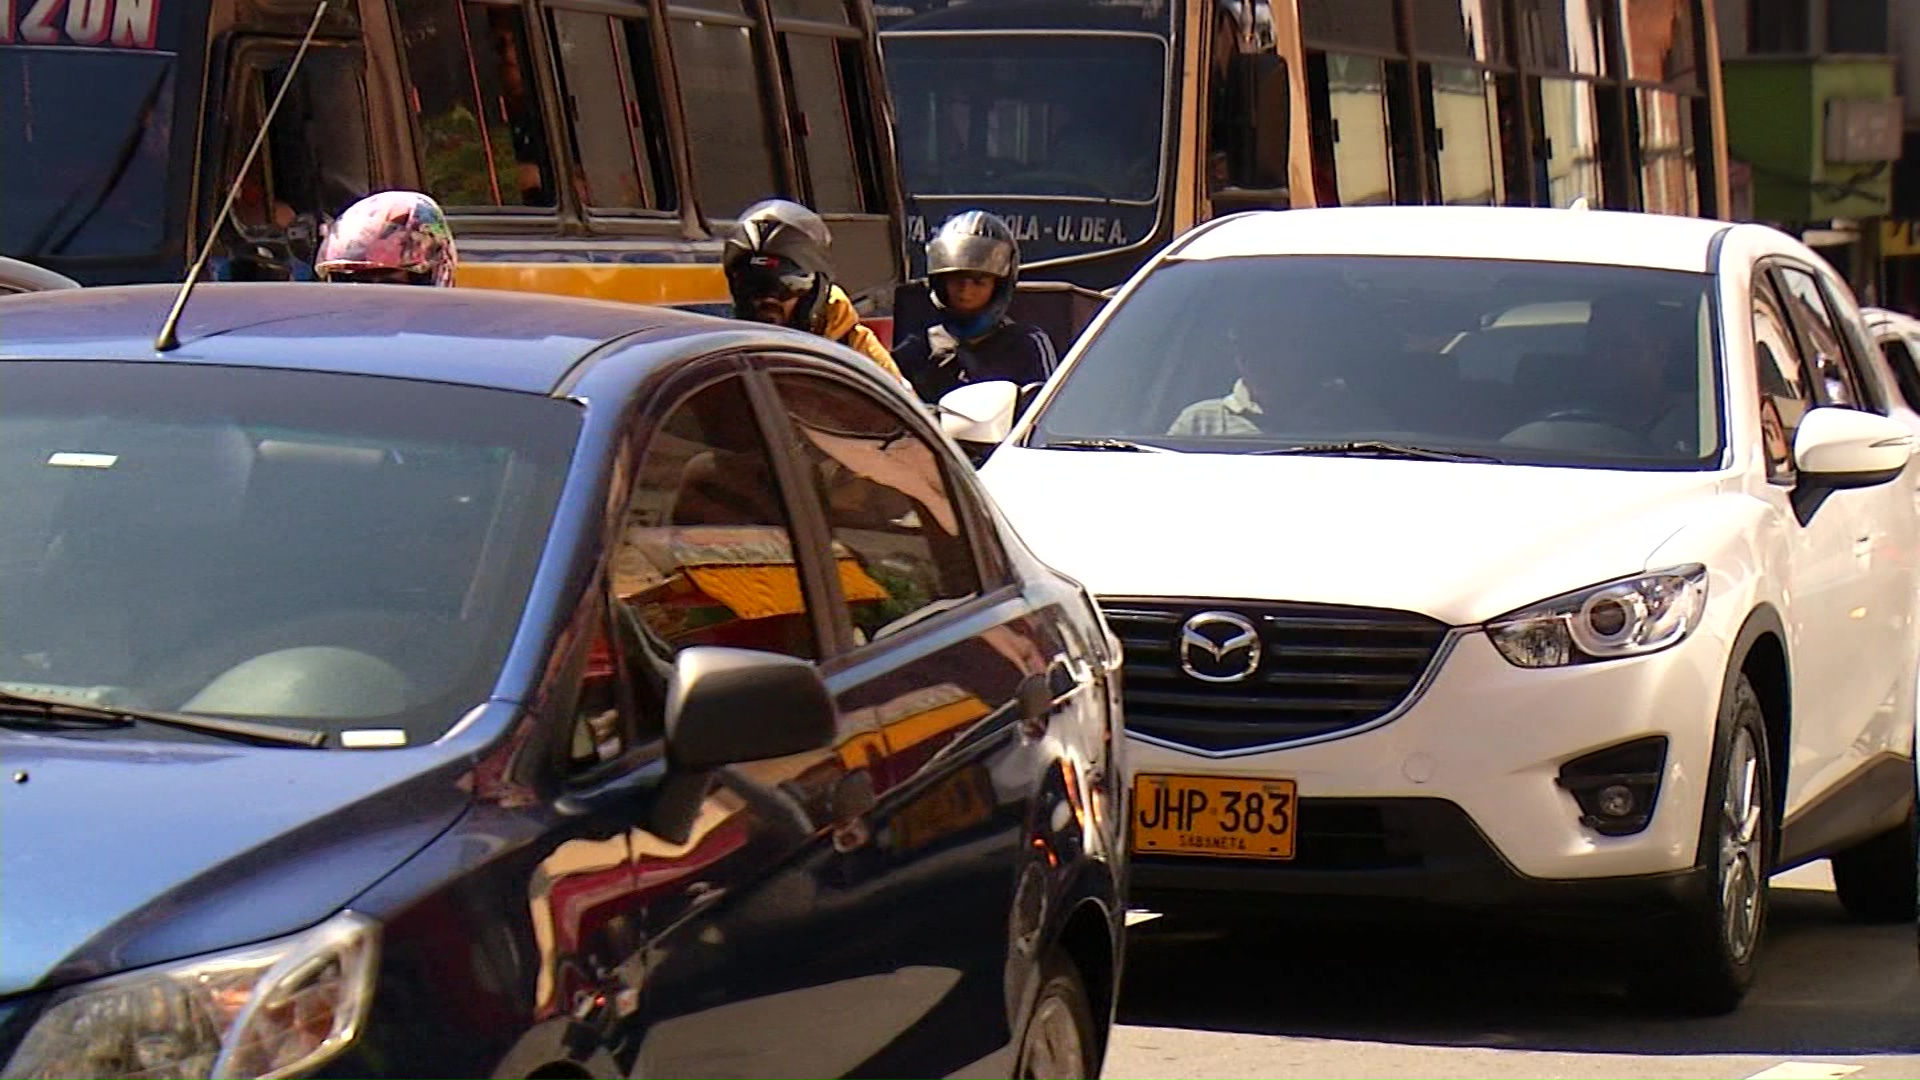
727 253 818 304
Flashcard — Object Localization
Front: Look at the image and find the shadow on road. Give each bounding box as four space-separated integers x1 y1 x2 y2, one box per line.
1118 886 1920 1058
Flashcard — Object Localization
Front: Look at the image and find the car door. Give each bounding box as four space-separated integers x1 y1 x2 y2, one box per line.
598 359 911 1079
753 356 1101 1077
1754 263 1890 812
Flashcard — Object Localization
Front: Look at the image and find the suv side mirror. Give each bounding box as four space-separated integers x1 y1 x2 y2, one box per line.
1792 406 1913 489
937 380 1021 445
666 647 835 773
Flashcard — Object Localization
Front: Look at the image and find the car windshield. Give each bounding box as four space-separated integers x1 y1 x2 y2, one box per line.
1031 255 1722 469
884 32 1166 203
0 362 580 747
0 46 177 260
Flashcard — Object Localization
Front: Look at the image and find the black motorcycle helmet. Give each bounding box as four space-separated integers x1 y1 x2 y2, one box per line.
926 210 1020 329
723 198 836 333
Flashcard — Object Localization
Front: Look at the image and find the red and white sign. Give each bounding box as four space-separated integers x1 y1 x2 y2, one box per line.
0 0 161 48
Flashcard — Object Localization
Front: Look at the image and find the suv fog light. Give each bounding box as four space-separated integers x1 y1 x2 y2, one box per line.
1595 784 1636 818
1556 735 1668 837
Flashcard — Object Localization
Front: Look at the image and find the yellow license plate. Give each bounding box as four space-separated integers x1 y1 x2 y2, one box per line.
1131 774 1298 860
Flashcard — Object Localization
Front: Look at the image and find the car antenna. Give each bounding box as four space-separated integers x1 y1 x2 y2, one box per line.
154 0 329 353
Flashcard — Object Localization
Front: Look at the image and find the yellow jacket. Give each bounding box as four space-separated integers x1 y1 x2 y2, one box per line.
819 285 907 386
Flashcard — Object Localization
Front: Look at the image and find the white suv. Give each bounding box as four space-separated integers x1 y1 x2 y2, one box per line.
941 206 1920 1015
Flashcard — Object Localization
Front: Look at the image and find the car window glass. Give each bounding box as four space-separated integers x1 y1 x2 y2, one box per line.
615 375 820 661
568 606 635 770
773 373 982 646
1030 255 1718 469
1886 332 1920 413
1752 281 1810 483
1775 265 1864 408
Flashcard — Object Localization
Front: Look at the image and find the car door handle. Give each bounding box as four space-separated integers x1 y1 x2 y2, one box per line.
1855 534 1874 557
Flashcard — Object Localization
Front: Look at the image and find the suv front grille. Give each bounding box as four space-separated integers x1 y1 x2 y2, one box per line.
1100 597 1450 752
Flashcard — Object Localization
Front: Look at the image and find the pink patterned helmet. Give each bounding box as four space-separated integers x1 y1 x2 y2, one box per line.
315 191 458 286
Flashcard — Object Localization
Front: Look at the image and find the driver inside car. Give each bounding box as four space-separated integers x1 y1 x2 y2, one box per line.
1167 323 1393 437
1578 292 1700 454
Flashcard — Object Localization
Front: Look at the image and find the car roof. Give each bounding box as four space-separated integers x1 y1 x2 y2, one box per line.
1169 206 1735 274
0 282 740 394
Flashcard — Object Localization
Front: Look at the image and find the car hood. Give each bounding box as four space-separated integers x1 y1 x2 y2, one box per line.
979 446 1726 625
0 732 473 995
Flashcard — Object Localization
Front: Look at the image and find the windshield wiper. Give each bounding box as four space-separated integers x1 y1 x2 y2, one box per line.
1041 438 1179 454
0 689 326 749
1251 440 1499 463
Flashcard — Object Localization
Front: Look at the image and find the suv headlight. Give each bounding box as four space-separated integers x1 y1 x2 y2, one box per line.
3 911 378 1080
1486 565 1709 669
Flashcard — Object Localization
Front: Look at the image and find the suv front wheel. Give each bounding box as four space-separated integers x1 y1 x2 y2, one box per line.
1630 672 1773 1016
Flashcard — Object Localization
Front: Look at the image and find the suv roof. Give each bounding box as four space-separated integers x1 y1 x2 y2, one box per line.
1172 206 1735 275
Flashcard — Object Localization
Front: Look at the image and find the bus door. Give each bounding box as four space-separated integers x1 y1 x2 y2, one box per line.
1195 0 1303 221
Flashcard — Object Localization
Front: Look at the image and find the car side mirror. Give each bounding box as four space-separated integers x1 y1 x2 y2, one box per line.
1792 406 1913 489
665 646 836 773
937 379 1021 445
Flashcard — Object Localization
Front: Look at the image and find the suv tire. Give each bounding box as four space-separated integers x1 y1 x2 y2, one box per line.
1630 672 1772 1016
1831 808 1918 924
1015 948 1097 1080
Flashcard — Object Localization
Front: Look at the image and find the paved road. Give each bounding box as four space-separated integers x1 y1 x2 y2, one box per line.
1106 864 1920 1079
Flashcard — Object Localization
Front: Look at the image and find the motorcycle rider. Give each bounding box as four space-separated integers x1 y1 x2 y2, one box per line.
891 210 1058 404
723 198 907 386
314 191 459 286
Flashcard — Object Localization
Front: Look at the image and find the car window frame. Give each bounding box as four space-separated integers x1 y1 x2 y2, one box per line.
745 353 1021 666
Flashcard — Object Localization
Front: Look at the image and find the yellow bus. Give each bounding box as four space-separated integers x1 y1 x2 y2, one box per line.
878 0 1731 292
3 0 909 331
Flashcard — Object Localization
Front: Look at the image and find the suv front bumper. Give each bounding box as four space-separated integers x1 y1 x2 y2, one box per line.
1124 629 1723 887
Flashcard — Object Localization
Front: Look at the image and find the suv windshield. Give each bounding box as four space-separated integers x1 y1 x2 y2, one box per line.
0 362 579 747
1 46 176 260
1032 255 1722 468
884 33 1167 203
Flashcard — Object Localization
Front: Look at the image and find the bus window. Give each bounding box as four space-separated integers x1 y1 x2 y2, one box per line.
547 8 673 212
885 32 1166 204
258 50 373 222
669 6 779 220
216 45 371 279
0 47 175 260
1533 76 1602 207
1307 52 1393 206
398 0 556 209
1205 0 1289 209
780 32 864 212
1423 62 1500 206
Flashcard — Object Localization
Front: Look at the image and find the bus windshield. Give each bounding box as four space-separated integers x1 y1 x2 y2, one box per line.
884 33 1166 204
1 47 176 260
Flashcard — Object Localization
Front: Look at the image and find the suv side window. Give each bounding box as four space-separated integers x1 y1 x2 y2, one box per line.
614 374 821 668
771 372 983 646
1752 276 1812 485
1775 264 1869 409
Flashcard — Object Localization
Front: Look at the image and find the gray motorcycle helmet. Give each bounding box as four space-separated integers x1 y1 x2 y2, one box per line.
723 198 837 333
926 210 1020 327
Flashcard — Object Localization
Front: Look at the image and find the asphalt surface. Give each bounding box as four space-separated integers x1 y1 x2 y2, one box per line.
1106 864 1920 1079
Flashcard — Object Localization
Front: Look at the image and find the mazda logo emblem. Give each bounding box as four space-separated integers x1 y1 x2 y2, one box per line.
1178 611 1262 684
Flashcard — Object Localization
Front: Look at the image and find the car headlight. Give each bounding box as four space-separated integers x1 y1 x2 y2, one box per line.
3 911 378 1080
1486 565 1708 668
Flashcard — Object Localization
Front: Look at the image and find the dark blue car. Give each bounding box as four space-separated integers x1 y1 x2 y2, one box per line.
0 283 1127 1079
